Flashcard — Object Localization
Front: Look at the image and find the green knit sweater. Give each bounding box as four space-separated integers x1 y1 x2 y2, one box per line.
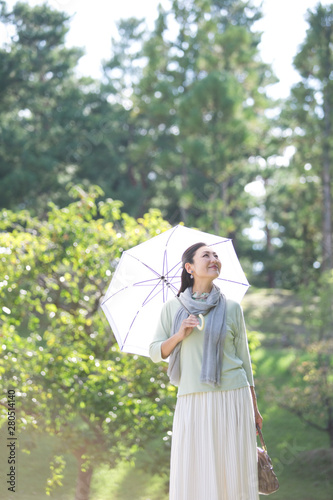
149 297 254 397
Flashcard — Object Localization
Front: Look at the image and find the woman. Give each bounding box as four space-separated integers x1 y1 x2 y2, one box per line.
149 242 262 500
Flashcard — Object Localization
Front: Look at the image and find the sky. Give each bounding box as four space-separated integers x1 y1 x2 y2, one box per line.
1 0 333 99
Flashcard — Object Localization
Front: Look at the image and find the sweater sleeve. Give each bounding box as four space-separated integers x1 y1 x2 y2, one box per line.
149 300 178 363
233 302 255 387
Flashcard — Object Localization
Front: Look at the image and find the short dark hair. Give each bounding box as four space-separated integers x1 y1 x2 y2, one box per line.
177 242 206 296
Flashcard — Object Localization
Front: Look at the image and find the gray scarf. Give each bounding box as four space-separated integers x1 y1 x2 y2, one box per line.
167 285 227 387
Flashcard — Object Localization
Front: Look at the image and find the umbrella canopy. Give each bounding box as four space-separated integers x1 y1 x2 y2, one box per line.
101 225 249 357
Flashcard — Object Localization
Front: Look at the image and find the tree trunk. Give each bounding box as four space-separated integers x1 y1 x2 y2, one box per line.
179 165 188 223
326 395 333 448
322 35 333 271
322 166 333 271
74 456 93 500
264 179 275 288
265 222 275 288
329 424 333 448
322 104 333 271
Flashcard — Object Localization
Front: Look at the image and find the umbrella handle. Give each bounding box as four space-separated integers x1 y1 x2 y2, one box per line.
197 314 205 331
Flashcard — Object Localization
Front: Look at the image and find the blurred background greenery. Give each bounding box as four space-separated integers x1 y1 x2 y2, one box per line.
0 1 332 499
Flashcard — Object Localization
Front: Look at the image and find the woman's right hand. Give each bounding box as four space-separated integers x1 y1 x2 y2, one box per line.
161 314 199 359
178 314 200 340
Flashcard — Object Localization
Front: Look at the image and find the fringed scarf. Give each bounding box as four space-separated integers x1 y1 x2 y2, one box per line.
167 285 227 387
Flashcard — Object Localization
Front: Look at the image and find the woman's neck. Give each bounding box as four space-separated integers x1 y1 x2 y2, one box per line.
192 281 213 294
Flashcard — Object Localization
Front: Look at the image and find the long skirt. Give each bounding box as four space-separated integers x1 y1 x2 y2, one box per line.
169 386 259 500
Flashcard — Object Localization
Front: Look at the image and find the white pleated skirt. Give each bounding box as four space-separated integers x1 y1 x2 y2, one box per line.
170 386 259 500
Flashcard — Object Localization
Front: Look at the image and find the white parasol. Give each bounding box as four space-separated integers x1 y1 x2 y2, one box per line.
101 225 249 357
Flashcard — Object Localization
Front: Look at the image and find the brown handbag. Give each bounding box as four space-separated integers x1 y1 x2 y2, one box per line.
256 425 279 495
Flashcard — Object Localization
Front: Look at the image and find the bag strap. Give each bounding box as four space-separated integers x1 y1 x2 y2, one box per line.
256 424 267 453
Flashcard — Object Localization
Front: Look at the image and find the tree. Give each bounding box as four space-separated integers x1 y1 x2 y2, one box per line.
0 2 82 210
0 186 174 499
0 0 282 290
0 2 134 216
247 160 323 290
103 0 276 244
280 3 333 275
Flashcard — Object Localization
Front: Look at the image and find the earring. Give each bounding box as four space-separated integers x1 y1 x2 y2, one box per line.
189 271 193 279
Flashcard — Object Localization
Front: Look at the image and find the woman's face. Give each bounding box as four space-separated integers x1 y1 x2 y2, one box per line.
186 245 221 281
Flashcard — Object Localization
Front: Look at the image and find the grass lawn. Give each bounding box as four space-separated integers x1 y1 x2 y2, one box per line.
1 431 168 500
0 431 76 500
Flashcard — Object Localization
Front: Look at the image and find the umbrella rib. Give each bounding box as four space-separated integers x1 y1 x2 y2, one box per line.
133 278 164 286
141 279 163 306
122 279 164 349
122 272 183 349
208 239 230 246
101 285 129 305
218 278 249 286
163 257 181 299
162 225 183 301
126 253 161 278
166 267 182 288
139 277 178 305
162 241 171 302
163 249 168 301
133 277 180 288
123 312 140 350
142 286 164 305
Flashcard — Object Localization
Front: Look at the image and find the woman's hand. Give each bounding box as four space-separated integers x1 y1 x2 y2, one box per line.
178 314 200 340
249 386 263 433
255 409 263 433
161 314 199 359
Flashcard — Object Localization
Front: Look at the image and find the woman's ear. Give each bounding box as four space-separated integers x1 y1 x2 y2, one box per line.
184 263 192 274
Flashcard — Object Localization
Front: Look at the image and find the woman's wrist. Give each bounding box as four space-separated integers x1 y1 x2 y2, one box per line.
249 386 257 407
161 331 183 358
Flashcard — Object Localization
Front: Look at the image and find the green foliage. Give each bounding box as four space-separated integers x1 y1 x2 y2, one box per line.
46 455 66 496
0 186 174 497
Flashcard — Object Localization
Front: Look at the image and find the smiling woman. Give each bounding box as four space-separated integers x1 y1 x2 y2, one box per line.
184 245 221 292
149 241 263 500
